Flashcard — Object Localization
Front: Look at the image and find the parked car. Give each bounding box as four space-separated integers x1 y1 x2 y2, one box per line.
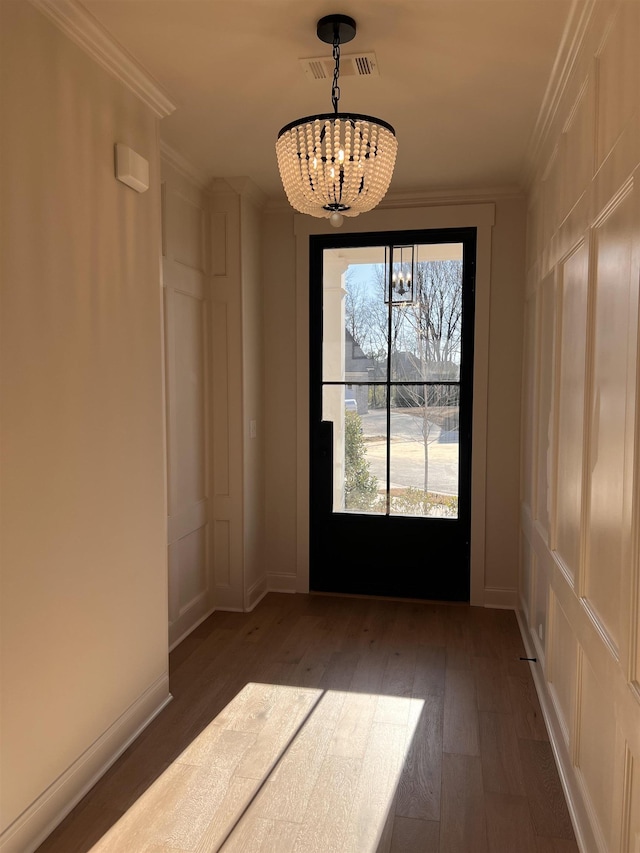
345 398 358 413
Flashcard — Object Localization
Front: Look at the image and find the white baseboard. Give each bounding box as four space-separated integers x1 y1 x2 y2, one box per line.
267 572 297 594
515 609 600 853
214 584 244 612
1 674 171 853
169 605 216 652
245 576 268 611
484 586 517 609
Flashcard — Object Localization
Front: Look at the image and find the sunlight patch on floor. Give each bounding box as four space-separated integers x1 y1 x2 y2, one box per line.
89 682 423 852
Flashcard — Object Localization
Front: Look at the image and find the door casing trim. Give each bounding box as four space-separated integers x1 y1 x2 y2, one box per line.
294 203 495 606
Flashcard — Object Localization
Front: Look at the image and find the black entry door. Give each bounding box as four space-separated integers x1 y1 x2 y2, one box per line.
309 228 476 601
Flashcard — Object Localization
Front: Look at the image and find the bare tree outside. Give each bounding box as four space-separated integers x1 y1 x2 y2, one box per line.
344 258 463 517
392 260 462 497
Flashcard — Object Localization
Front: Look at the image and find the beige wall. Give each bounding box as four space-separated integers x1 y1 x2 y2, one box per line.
0 2 168 846
262 212 298 592
262 197 526 605
520 2 640 850
485 198 526 591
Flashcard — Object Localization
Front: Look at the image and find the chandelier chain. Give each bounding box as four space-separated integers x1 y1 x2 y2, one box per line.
331 33 341 114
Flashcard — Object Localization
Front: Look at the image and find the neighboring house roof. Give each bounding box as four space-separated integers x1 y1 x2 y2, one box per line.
345 329 373 374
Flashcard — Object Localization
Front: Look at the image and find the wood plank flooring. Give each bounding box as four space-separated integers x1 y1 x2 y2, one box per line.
36 593 579 853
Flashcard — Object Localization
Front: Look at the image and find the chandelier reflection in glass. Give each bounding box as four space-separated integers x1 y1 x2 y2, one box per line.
276 15 397 226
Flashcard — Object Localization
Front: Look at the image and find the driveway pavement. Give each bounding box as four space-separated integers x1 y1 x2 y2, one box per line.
359 409 459 496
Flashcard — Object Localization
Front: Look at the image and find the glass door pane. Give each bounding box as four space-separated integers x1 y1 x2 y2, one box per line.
321 242 464 518
322 384 386 514
389 384 460 518
322 246 387 383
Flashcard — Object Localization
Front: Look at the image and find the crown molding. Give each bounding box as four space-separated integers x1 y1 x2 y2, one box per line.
522 0 596 186
225 177 269 209
160 141 209 190
213 177 269 210
29 0 176 118
378 185 524 208
264 184 524 214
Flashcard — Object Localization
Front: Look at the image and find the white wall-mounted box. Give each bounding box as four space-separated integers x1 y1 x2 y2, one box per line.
115 143 149 193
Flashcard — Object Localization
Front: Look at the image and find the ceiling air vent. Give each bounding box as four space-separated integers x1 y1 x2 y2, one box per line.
306 59 326 80
355 55 375 76
299 52 379 80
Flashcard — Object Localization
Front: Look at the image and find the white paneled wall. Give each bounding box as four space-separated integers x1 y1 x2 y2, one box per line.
161 158 214 646
521 2 640 850
210 178 267 612
161 164 269 626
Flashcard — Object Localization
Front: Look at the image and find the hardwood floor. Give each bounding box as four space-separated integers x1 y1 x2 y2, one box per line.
36 593 579 853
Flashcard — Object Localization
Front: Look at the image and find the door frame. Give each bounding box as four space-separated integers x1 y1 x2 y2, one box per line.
309 227 477 600
292 202 496 606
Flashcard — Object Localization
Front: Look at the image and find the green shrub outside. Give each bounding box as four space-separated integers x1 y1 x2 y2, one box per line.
344 410 378 510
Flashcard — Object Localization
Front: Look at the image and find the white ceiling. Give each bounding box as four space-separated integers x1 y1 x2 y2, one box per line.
83 0 574 201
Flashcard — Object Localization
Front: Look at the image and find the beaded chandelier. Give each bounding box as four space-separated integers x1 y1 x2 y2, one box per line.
276 15 397 227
